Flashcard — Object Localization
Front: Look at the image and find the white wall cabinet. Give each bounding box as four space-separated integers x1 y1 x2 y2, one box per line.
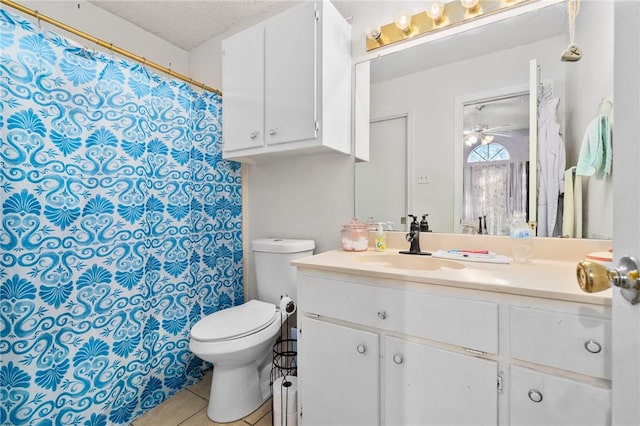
221 1 351 162
296 269 611 425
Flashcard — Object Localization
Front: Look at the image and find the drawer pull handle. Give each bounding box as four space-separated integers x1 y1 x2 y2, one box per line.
528 389 543 403
584 340 602 354
377 311 387 320
356 344 366 355
269 128 278 136
393 354 404 365
249 131 259 139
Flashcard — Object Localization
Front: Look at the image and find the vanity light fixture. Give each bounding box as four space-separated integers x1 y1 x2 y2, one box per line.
365 25 383 42
461 0 482 18
460 0 480 9
365 0 529 52
394 10 413 33
426 2 446 25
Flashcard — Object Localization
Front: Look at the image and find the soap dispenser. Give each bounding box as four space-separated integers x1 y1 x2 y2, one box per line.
420 214 431 232
375 222 387 252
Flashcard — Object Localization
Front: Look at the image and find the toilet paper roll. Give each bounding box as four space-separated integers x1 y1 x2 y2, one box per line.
272 376 298 415
273 409 298 426
279 296 296 315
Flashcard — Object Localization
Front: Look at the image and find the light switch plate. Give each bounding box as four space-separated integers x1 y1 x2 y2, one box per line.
417 174 431 184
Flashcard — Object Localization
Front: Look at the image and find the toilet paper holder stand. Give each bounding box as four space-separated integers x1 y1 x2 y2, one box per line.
270 295 298 425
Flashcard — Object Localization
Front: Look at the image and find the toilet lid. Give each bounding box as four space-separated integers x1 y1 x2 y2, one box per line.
190 300 278 342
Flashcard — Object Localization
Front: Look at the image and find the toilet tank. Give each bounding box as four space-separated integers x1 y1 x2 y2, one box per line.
252 238 315 305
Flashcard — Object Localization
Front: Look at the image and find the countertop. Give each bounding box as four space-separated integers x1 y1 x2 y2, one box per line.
292 248 612 306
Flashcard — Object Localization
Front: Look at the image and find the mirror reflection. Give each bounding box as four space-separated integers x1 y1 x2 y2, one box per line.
355 0 613 239
462 92 530 236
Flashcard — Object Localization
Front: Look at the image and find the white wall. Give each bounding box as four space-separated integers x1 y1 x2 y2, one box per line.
243 153 354 300
565 1 614 239
20 1 188 75
189 35 224 90
370 36 567 233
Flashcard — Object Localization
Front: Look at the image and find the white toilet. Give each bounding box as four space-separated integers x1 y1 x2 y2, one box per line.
189 238 314 423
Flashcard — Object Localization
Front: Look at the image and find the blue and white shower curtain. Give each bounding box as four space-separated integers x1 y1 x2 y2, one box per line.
0 8 243 425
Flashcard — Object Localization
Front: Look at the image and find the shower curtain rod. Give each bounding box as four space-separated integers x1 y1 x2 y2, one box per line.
0 0 222 96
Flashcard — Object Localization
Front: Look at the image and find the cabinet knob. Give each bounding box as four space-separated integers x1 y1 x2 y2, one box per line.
584 339 602 354
377 311 387 320
393 354 404 365
269 128 278 136
528 389 543 403
249 131 259 139
356 344 366 355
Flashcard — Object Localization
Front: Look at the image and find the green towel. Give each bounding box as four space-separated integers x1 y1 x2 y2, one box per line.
575 115 612 177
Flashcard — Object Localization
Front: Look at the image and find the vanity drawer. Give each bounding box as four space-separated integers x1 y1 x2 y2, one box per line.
510 307 611 379
298 275 498 354
509 365 611 426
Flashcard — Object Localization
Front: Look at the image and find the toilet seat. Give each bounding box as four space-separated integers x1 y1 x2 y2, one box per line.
191 300 279 342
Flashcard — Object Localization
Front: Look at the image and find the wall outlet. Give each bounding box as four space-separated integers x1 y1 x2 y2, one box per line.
417 174 431 184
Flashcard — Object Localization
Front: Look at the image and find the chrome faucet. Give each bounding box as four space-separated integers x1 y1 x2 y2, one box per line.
400 215 430 255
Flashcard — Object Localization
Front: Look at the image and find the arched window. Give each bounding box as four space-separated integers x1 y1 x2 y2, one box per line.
467 142 511 163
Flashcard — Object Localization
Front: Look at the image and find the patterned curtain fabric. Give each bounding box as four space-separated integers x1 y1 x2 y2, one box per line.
463 163 510 235
0 9 242 425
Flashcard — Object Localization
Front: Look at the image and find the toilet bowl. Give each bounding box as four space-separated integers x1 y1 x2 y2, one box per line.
189 300 284 423
189 238 315 423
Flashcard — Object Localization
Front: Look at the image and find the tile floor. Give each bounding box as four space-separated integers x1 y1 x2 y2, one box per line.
131 370 273 426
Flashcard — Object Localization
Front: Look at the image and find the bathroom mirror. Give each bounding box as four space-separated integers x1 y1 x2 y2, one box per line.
355 0 614 239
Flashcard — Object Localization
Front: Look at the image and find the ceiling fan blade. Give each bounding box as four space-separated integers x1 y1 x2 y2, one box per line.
484 124 511 132
487 132 512 137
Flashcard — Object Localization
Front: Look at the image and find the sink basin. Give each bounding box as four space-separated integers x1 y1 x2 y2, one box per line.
354 253 465 271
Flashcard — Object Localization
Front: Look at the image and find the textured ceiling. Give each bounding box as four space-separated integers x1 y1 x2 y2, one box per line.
90 1 300 50
89 0 567 92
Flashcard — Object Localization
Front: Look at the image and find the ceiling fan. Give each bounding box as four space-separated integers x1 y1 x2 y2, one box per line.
463 123 511 146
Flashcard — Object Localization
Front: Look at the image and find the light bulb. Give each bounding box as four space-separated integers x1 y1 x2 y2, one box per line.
394 11 412 32
465 135 478 146
481 135 494 145
365 26 382 41
426 2 445 21
460 0 480 8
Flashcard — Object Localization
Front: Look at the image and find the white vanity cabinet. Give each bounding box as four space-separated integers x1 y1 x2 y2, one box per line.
384 336 498 426
298 318 379 425
297 272 501 425
508 306 612 426
296 266 612 426
221 1 351 162
509 366 611 426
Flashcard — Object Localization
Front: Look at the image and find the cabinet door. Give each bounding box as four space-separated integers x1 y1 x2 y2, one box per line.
221 24 264 152
264 2 317 146
510 365 611 426
384 336 498 426
298 317 379 426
